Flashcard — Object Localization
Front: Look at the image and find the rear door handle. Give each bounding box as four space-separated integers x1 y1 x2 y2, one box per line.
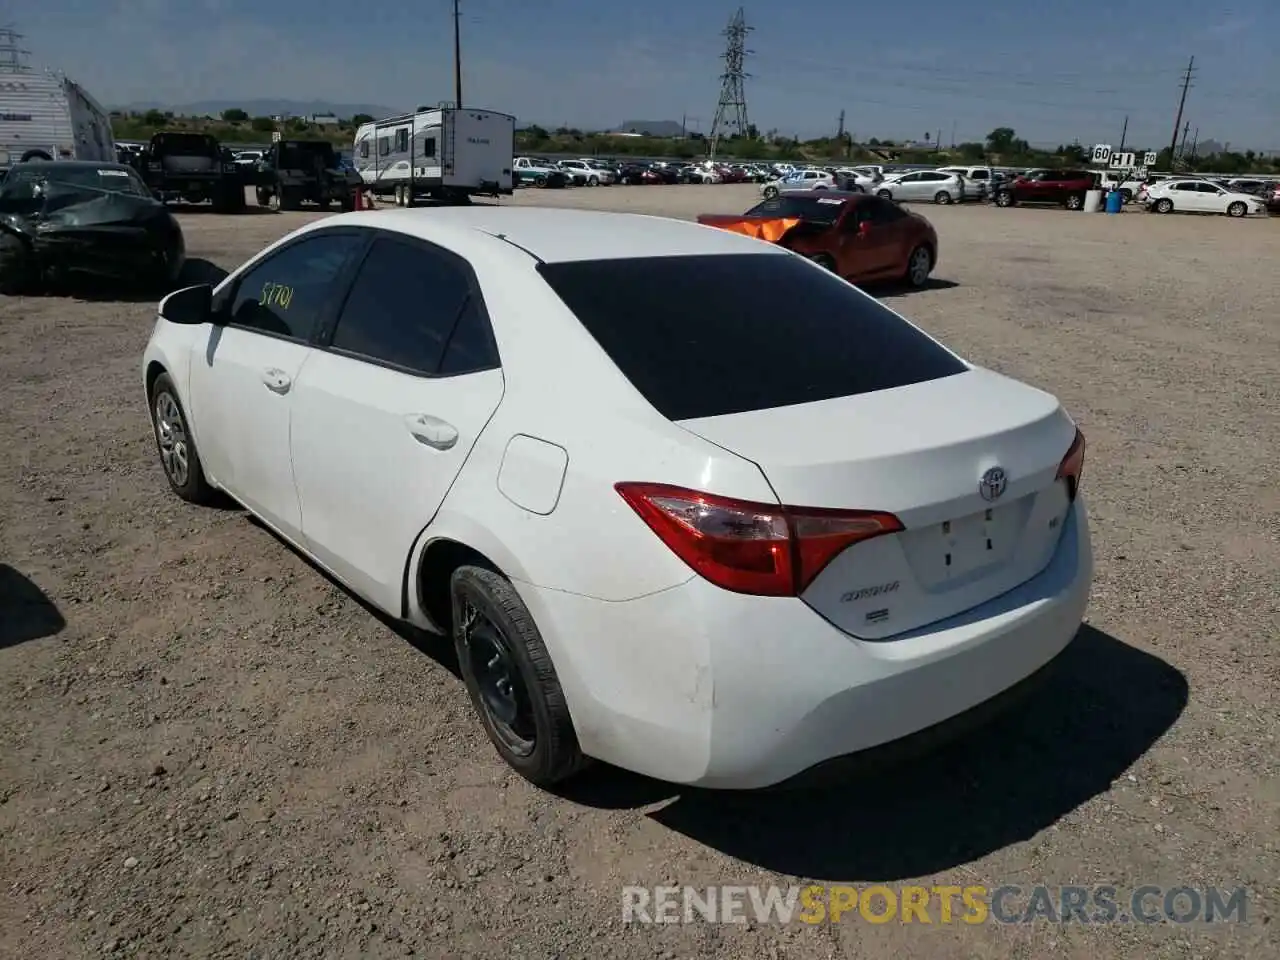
404 414 458 450
262 368 291 393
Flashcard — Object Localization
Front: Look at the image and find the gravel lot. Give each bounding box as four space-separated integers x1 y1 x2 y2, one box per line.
2 185 1276 959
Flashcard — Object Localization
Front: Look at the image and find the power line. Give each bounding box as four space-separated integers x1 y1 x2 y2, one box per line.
453 0 463 107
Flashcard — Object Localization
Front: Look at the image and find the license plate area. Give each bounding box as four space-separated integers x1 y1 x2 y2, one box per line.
902 499 1026 589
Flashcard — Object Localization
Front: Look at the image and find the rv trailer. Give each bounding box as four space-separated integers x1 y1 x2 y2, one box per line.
0 29 115 170
352 104 514 205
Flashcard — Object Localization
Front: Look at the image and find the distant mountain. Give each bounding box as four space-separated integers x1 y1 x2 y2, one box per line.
115 99 402 120
613 119 685 137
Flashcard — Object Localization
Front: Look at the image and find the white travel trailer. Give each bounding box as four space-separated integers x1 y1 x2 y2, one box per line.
352 104 515 205
0 68 115 168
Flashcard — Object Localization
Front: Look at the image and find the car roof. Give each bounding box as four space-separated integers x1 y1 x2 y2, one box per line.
16 160 137 172
321 206 789 263
777 189 865 202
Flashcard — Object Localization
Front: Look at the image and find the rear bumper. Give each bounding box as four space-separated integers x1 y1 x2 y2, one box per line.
517 497 1092 789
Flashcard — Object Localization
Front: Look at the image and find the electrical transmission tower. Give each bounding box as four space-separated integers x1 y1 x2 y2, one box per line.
709 8 752 158
0 25 32 73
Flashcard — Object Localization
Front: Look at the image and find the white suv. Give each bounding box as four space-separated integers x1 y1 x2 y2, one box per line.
560 159 614 186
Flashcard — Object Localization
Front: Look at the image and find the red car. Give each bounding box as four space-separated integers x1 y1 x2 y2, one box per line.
994 168 1097 210
696 190 938 287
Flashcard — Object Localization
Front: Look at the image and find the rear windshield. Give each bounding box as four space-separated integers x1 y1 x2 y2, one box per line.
152 133 219 156
745 195 846 224
537 254 966 421
279 141 337 167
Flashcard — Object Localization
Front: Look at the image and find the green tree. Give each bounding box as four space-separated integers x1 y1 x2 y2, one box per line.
350 113 374 125
221 108 248 123
250 116 275 132
956 141 985 161
986 127 1016 153
142 108 166 126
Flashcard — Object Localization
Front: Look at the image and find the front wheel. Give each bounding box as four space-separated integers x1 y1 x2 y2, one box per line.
587 176 598 187
1064 193 1084 210
1227 201 1248 218
0 232 35 296
763 185 778 199
451 565 586 787
876 189 892 200
1155 198 1173 214
934 191 953 204
150 373 218 505
995 190 1014 207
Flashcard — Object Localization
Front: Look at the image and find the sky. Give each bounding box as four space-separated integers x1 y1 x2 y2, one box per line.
10 0 1278 151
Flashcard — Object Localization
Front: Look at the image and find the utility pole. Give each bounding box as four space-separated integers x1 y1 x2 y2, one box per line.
453 0 463 107
837 109 844 140
1118 115 1128 154
950 121 956 148
681 113 687 138
936 128 942 152
1168 55 1195 161
1178 121 1190 160
1189 127 1199 160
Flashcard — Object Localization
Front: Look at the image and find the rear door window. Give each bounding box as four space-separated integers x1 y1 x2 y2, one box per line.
537 254 966 421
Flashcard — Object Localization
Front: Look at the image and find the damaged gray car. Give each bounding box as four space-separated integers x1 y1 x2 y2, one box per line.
0 161 186 295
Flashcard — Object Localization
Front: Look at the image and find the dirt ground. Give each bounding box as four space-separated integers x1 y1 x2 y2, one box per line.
1 185 1277 959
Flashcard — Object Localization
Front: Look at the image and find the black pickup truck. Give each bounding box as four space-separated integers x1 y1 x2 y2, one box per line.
253 139 360 211
137 132 246 212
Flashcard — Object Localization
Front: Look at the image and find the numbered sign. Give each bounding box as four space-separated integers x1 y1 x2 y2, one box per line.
1143 151 1157 166
271 131 282 142
1109 152 1135 169
1091 144 1112 165
1133 166 1148 179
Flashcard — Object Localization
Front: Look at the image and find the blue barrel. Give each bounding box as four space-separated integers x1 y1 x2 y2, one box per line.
1105 190 1123 214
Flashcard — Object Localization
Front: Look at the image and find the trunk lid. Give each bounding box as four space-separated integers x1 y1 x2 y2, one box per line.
677 368 1078 638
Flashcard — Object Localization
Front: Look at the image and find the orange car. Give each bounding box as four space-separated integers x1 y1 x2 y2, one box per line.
696 190 938 288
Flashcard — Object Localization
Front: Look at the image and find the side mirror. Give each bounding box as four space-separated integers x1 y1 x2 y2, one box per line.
159 284 213 325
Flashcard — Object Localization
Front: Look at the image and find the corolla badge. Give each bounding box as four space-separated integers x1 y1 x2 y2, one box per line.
979 466 1008 502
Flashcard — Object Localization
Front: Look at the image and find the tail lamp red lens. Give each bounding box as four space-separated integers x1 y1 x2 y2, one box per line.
1056 428 1086 501
615 482 903 597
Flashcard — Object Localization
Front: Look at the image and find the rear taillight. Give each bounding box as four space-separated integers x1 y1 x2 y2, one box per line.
615 482 902 597
1056 428 1086 501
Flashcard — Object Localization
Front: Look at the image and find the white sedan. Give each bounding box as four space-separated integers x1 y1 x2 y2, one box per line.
142 207 1093 790
761 169 835 197
1143 179 1266 217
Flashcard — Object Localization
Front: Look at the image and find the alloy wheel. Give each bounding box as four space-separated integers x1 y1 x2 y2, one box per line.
154 392 190 488
909 247 931 286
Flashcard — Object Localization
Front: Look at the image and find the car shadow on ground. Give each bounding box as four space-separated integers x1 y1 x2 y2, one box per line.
875 277 959 297
163 202 278 216
0 564 66 649
56 258 230 304
553 624 1188 881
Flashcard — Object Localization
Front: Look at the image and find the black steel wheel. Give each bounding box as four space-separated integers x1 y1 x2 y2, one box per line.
450 565 586 786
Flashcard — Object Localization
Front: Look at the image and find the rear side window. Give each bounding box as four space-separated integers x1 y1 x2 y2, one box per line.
537 254 965 421
329 236 497 376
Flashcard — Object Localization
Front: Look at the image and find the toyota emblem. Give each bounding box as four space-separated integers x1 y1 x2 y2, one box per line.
979 466 1007 502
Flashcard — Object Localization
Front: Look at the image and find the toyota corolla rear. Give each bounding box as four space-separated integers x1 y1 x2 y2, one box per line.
527 249 1092 789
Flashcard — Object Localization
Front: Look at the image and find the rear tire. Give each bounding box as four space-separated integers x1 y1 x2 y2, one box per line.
1155 198 1173 214
876 189 892 200
763 185 779 199
995 190 1014 207
451 565 586 787
905 245 933 288
1065 193 1084 210
1227 201 1247 218
934 191 953 204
